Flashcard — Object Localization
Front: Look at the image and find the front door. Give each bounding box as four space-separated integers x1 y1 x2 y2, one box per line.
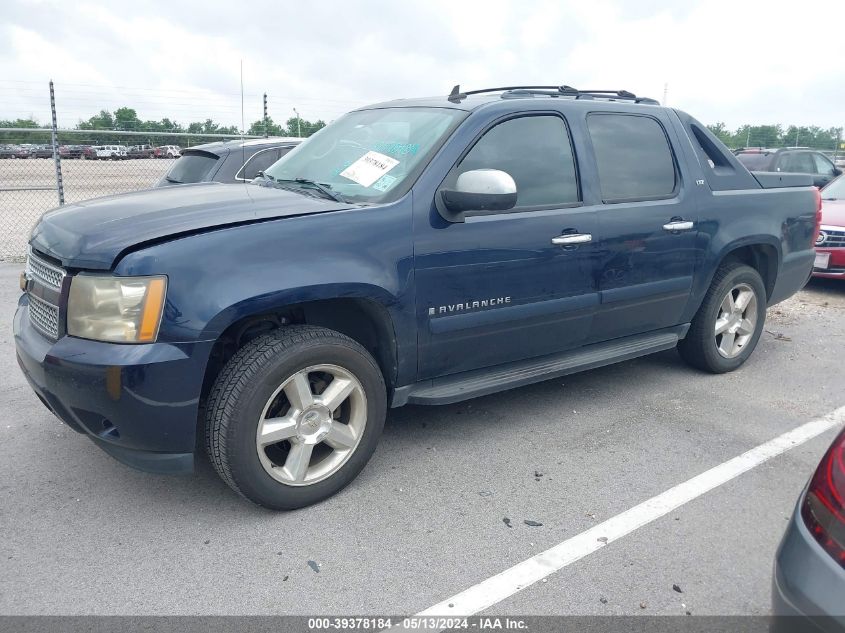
414 113 599 380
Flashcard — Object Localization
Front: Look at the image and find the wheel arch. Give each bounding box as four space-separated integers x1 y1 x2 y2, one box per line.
197 294 401 444
685 238 781 323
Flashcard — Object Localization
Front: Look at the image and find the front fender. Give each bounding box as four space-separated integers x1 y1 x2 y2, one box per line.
115 201 417 380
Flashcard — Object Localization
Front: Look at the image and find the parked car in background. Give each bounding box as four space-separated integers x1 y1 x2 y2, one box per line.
127 144 154 158
773 425 845 630
92 145 128 160
0 144 16 159
59 145 85 159
735 147 842 188
32 144 54 159
813 175 845 279
13 145 32 159
155 137 302 187
155 145 182 158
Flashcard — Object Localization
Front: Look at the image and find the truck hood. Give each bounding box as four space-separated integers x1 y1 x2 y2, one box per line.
821 199 845 228
30 182 352 269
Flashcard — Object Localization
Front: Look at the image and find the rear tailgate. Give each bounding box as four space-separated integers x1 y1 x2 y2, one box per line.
752 172 814 189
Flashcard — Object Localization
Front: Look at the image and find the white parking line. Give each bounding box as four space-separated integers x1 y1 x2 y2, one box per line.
417 407 845 617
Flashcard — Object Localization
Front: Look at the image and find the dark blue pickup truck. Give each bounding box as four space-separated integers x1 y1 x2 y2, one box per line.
14 85 820 509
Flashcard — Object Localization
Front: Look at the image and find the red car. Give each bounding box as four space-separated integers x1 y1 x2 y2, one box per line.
814 176 845 279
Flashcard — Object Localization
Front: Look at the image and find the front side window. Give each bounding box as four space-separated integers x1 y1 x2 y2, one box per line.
813 153 835 176
446 115 580 208
239 148 280 180
588 113 677 202
264 107 466 203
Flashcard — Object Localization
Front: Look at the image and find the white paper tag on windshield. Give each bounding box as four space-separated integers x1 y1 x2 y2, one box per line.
340 151 399 187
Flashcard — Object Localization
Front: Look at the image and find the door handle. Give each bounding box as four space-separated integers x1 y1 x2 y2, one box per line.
662 220 694 232
552 233 592 245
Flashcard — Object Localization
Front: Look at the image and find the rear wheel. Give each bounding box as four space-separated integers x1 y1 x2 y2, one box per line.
678 262 767 373
205 326 386 510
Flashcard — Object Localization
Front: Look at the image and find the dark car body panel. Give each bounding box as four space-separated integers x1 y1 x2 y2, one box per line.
14 93 818 472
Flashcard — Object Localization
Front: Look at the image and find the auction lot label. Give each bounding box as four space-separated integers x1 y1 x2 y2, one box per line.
340 151 399 187
0 616 824 632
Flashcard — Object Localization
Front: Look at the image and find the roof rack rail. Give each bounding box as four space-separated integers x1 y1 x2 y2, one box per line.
447 84 659 105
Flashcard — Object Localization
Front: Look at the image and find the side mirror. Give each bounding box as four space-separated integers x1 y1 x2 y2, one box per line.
834 168 843 177
440 169 517 220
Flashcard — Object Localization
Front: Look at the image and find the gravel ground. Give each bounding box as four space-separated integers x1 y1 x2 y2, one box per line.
0 158 173 259
0 266 843 616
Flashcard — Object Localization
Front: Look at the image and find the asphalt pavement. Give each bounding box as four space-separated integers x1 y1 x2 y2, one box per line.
1 261 843 616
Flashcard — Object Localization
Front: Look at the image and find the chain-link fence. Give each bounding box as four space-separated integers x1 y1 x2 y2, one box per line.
0 128 263 261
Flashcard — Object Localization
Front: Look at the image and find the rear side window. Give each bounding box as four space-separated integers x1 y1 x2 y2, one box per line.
736 153 773 170
165 151 219 184
451 115 579 208
587 113 676 202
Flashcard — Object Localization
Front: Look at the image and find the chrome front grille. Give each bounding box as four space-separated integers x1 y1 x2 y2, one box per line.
27 292 60 339
26 249 66 289
818 228 845 247
25 249 66 340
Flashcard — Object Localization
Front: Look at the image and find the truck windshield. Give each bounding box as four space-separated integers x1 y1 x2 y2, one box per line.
262 107 466 203
822 176 845 200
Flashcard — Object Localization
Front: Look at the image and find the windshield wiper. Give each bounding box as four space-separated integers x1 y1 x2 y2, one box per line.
273 177 347 203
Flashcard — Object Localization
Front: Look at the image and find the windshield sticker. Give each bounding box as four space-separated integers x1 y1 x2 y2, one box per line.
371 174 398 192
340 151 399 187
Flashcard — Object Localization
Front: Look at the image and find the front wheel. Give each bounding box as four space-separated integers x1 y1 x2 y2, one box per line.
678 262 767 373
205 326 386 510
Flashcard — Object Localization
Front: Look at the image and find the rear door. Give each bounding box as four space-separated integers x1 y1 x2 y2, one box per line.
414 112 599 379
585 112 698 342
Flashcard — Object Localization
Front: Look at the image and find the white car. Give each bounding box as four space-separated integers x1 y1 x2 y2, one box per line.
93 145 128 160
156 145 182 158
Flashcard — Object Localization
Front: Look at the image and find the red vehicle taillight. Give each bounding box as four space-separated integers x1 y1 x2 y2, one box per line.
813 186 823 245
801 427 845 567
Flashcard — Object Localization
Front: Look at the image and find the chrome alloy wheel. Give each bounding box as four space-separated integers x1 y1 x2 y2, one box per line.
256 364 367 486
714 283 758 359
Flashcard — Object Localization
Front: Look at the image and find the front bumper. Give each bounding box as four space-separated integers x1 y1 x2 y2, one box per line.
772 495 845 632
13 295 214 474
812 247 845 279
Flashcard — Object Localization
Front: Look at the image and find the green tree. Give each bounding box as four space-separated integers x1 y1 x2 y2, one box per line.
113 107 139 130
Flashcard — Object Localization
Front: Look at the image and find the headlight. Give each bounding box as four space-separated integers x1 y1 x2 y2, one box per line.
67 275 167 343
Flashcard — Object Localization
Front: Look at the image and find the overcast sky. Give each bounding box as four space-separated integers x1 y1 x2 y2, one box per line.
1 0 843 131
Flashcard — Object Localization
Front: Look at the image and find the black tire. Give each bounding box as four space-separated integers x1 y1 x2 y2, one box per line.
205 325 386 510
677 262 767 373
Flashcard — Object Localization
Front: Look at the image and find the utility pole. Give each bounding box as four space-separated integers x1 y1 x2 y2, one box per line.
746 127 751 148
293 107 302 137
263 93 268 138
